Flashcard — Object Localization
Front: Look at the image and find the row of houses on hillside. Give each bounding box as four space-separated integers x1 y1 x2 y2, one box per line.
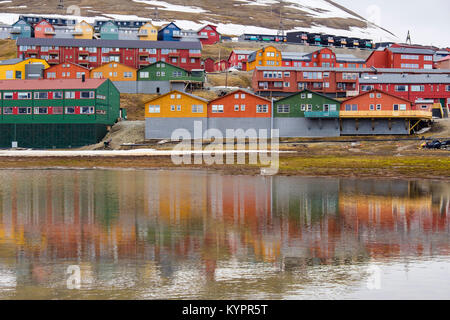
144 89 433 139
209 45 450 73
0 58 205 94
16 37 203 71
2 17 220 44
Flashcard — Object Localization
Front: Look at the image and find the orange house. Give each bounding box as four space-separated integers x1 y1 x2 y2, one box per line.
208 89 272 118
340 89 432 119
44 62 89 79
90 62 137 81
247 46 282 71
34 20 55 38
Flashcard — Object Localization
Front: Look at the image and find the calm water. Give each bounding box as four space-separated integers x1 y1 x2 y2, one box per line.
0 169 448 300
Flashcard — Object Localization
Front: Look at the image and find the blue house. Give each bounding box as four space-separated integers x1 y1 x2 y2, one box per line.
100 21 119 40
10 18 32 40
157 22 181 41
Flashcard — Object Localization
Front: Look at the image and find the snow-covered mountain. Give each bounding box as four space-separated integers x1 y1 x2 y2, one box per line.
0 0 399 42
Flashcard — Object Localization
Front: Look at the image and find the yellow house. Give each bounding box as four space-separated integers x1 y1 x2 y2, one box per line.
247 46 282 71
0 58 50 80
73 20 94 39
90 62 137 81
145 91 208 139
145 91 207 118
138 22 158 41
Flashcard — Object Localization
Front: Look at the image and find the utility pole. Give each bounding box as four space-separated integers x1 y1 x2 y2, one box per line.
57 0 64 11
277 1 285 41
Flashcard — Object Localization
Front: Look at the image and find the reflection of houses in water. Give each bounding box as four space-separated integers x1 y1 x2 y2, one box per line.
0 171 449 290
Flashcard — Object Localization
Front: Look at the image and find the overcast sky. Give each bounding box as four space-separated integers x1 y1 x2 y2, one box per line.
337 0 450 48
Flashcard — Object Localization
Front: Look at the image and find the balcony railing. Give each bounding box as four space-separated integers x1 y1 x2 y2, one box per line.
339 110 432 119
304 111 340 118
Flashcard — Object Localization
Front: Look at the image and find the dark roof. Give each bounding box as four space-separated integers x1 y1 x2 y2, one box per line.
0 58 24 65
388 47 435 55
275 89 341 104
16 38 202 50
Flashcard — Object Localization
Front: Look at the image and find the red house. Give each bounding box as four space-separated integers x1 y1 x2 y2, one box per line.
203 58 215 73
197 25 220 45
366 45 435 70
214 60 228 72
228 50 253 71
208 89 272 118
17 38 203 71
34 19 55 38
44 62 89 79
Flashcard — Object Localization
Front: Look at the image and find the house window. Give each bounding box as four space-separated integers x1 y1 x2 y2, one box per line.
370 93 375 98
256 105 268 113
235 94 240 99
34 92 48 100
65 107 76 114
300 93 306 99
370 104 374 110
65 92 76 99
241 105 245 111
148 105 160 113
18 107 31 115
411 85 424 92
395 85 408 92
3 107 13 114
277 105 290 113
176 105 181 111
34 107 48 114
3 92 13 100
212 105 224 113
80 107 94 114
301 104 306 111
80 91 94 99
307 93 312 99
376 104 381 110
53 92 63 99
307 104 312 111
234 105 239 111
18 92 32 100
376 93 382 98
124 72 133 78
53 107 63 114
140 72 149 78
6 71 14 79
192 105 203 113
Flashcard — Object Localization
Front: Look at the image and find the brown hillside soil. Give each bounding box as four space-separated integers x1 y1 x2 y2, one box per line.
0 40 17 60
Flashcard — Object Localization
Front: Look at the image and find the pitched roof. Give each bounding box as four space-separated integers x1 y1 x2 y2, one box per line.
0 79 108 90
16 37 202 50
343 89 414 104
209 88 271 104
46 61 89 70
145 90 208 104
359 73 450 84
139 60 188 72
0 58 24 65
275 89 340 104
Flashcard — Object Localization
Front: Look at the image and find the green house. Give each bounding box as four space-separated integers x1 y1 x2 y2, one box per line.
274 90 340 118
100 21 119 40
0 78 120 148
138 61 205 83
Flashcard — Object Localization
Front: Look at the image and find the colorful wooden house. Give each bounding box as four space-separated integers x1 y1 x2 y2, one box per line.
90 62 137 81
138 22 158 41
145 90 208 139
73 20 94 39
157 22 181 42
202 58 215 73
100 21 119 40
228 50 253 71
0 79 120 148
34 19 56 38
0 58 49 80
247 46 282 71
137 61 204 94
273 90 340 137
340 89 432 135
10 18 32 39
197 25 220 45
207 89 272 135
44 62 89 79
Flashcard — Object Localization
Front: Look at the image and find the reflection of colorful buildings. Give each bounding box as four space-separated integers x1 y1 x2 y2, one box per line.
0 171 449 294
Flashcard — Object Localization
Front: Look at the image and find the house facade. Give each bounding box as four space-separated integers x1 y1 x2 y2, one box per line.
157 22 181 41
145 91 208 139
340 89 432 135
17 38 203 71
366 46 435 70
197 25 220 45
228 50 253 71
138 22 158 41
273 90 340 137
0 79 120 148
247 46 282 71
73 20 94 39
34 20 56 39
100 21 119 40
44 62 89 79
10 19 32 39
90 62 137 81
207 89 272 135
0 58 50 80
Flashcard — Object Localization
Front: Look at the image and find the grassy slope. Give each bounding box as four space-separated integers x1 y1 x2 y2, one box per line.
0 40 17 60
